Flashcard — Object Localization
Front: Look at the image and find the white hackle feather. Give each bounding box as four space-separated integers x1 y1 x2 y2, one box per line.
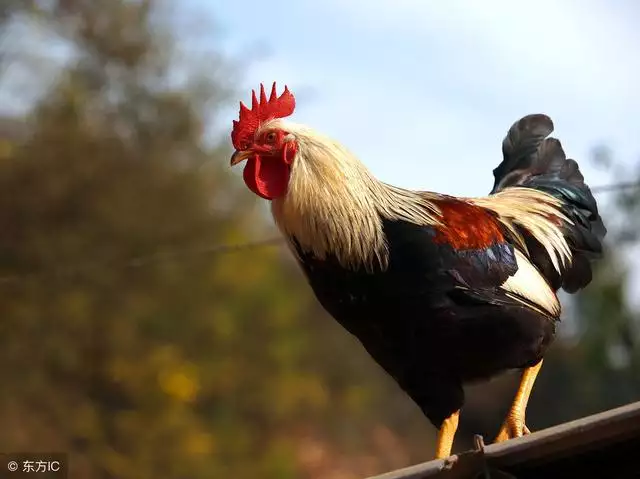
266 120 441 272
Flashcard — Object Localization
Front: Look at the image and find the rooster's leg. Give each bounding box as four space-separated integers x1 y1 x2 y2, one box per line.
494 360 543 443
435 410 460 459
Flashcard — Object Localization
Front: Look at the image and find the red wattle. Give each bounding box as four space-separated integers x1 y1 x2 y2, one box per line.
243 155 290 200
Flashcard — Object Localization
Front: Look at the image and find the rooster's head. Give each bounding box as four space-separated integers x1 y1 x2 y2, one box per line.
229 82 299 200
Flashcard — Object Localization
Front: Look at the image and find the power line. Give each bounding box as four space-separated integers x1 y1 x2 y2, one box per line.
0 180 638 286
591 181 640 193
0 237 285 285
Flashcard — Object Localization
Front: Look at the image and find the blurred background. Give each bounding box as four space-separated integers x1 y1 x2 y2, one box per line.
0 1 639 478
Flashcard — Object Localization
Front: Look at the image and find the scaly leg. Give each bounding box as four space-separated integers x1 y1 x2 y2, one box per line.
435 410 460 459
495 360 543 443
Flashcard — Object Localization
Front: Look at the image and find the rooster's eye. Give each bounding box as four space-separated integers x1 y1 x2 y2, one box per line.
265 132 277 143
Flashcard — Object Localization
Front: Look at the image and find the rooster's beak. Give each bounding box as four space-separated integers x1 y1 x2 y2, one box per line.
230 150 252 166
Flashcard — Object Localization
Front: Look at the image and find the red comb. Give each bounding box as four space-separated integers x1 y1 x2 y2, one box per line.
231 82 296 150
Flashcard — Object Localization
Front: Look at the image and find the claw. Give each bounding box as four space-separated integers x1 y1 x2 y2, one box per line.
495 417 531 443
435 410 460 459
494 361 543 444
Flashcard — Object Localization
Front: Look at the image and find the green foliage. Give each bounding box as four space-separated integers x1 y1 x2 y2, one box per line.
0 2 432 478
0 2 309 478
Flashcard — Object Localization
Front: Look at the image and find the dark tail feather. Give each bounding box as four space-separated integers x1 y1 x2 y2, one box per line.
492 114 607 293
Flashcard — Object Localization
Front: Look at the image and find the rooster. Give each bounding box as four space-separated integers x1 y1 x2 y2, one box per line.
229 83 606 459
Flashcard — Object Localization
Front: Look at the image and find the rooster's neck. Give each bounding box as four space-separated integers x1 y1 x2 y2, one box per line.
270 132 441 272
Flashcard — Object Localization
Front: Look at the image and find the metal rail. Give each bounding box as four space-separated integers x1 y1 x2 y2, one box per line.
368 400 640 479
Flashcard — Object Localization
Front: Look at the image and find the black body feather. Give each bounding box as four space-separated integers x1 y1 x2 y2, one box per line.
292 218 556 428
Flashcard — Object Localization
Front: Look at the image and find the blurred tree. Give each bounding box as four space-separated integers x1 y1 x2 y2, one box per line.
0 2 434 478
0 1 310 478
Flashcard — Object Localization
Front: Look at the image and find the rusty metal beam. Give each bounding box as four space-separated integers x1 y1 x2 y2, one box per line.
368 400 640 479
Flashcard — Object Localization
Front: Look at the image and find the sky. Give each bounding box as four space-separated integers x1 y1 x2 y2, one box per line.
5 1 638 197
209 0 640 200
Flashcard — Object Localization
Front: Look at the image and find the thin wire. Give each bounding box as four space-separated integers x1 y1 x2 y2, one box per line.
0 181 638 286
0 237 285 285
591 181 640 193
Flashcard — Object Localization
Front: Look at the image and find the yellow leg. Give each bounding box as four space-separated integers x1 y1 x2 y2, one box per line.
435 410 460 459
495 360 543 443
